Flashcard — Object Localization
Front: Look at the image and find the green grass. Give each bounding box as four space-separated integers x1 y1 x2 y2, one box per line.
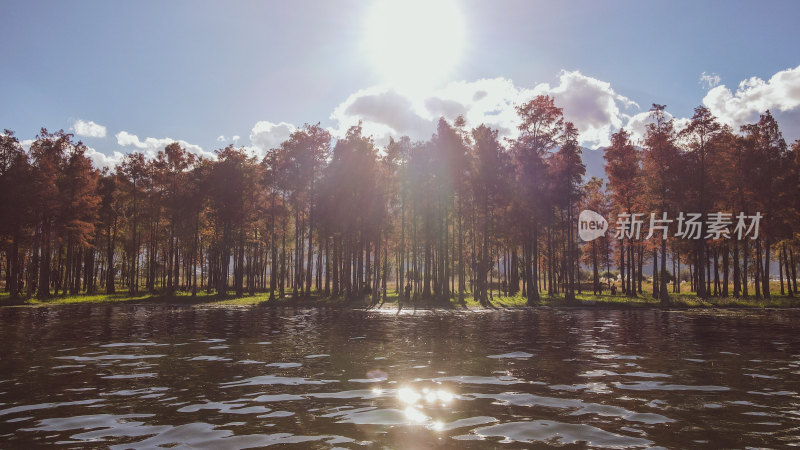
26 292 154 305
1 290 264 307
2 281 799 309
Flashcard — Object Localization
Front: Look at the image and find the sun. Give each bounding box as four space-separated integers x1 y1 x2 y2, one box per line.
364 0 465 93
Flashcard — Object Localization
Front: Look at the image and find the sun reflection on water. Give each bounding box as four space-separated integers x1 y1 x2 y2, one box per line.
394 385 455 429
397 386 421 404
403 406 428 423
436 389 454 403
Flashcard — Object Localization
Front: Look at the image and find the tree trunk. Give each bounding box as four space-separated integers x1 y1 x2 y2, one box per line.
762 237 771 298
733 239 740 297
37 219 51 300
652 246 658 299
722 244 729 297
791 246 798 295
742 240 749 297
8 232 19 298
659 238 668 304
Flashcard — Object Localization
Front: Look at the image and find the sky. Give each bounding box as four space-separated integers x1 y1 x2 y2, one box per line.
2 0 800 168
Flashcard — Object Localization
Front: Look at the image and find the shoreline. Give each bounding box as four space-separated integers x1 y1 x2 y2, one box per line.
2 291 799 310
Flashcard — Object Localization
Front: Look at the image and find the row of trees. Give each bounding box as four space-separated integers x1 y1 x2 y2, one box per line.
594 105 798 304
1 97 798 305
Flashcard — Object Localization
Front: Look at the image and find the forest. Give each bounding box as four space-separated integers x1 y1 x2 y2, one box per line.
1 96 798 307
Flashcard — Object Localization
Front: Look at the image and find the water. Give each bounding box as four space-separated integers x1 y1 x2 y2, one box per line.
0 306 799 448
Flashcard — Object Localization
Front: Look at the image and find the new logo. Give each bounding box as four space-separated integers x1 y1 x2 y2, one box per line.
578 210 608 242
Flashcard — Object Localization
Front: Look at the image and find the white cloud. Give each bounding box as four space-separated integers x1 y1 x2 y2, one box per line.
624 110 689 145
623 111 653 144
329 79 535 145
248 121 296 158
547 70 638 148
56 67 800 170
329 87 434 143
115 131 213 159
72 119 107 138
702 64 800 141
328 71 637 148
699 72 721 89
424 77 541 139
115 131 140 147
216 135 241 145
14 133 121 168
84 146 124 169
673 117 691 135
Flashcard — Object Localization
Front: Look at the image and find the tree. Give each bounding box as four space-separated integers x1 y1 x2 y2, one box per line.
740 111 788 298
206 146 258 295
548 122 585 302
580 177 610 295
97 173 118 294
604 128 641 297
318 124 380 301
29 129 72 299
384 136 412 302
642 104 681 304
57 140 100 295
470 125 510 306
117 152 147 295
679 106 722 299
272 124 330 298
155 143 196 293
514 95 564 304
0 130 32 298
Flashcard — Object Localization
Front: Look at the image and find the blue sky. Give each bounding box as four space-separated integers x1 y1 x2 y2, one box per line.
2 0 799 165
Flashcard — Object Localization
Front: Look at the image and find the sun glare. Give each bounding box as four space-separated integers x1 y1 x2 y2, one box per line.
365 0 465 92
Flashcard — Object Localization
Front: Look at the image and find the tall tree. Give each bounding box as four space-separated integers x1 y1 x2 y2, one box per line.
548 122 585 302
740 111 788 298
679 106 722 299
604 128 641 297
642 104 681 304
470 125 510 306
0 130 32 298
580 177 610 295
514 95 564 304
117 152 147 295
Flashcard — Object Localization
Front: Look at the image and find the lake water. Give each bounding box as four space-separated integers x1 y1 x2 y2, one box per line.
0 305 798 448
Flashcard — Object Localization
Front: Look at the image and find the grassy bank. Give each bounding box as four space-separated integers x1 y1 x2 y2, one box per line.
2 285 799 309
